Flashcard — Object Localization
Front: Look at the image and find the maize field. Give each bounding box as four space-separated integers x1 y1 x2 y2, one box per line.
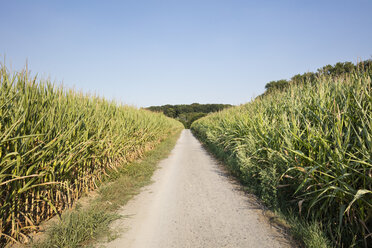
0 64 183 245
191 67 372 247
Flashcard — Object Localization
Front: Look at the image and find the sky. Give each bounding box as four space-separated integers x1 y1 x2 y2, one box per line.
1 0 371 107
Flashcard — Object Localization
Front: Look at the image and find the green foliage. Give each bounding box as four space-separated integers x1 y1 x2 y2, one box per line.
283 212 332 248
264 59 372 94
33 207 119 248
147 103 232 128
178 112 207 128
0 64 183 245
265 79 289 92
191 67 372 247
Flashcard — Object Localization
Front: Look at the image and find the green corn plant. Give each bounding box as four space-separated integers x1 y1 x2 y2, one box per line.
0 64 183 245
191 67 372 247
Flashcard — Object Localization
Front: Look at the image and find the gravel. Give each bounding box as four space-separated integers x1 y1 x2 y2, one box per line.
105 130 292 248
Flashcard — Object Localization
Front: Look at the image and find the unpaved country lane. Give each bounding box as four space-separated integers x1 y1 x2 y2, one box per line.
105 130 292 248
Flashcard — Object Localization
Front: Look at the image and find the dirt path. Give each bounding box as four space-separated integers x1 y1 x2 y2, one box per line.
105 130 292 248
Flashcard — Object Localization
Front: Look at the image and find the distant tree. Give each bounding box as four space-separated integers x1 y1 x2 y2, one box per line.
164 107 176 118
317 64 333 75
265 79 289 92
262 59 370 96
343 62 355 73
146 103 232 128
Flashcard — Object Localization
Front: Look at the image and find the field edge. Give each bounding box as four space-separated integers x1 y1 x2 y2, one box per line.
190 129 332 248
28 128 183 248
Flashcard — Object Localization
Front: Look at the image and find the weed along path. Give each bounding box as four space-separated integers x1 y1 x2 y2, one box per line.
105 130 291 248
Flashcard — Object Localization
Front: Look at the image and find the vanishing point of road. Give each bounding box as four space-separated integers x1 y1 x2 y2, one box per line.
105 130 292 248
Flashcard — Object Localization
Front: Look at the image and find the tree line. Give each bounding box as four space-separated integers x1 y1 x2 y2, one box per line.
146 103 232 128
264 59 372 94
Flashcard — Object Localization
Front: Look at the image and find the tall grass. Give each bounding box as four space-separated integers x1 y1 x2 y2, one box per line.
0 64 183 245
191 67 371 247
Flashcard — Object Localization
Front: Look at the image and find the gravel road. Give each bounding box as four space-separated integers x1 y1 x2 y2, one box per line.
105 130 292 248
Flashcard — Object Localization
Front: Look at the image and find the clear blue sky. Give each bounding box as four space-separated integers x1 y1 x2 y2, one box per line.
1 0 371 107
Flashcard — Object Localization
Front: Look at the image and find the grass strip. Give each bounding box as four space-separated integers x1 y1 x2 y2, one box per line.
31 129 182 248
